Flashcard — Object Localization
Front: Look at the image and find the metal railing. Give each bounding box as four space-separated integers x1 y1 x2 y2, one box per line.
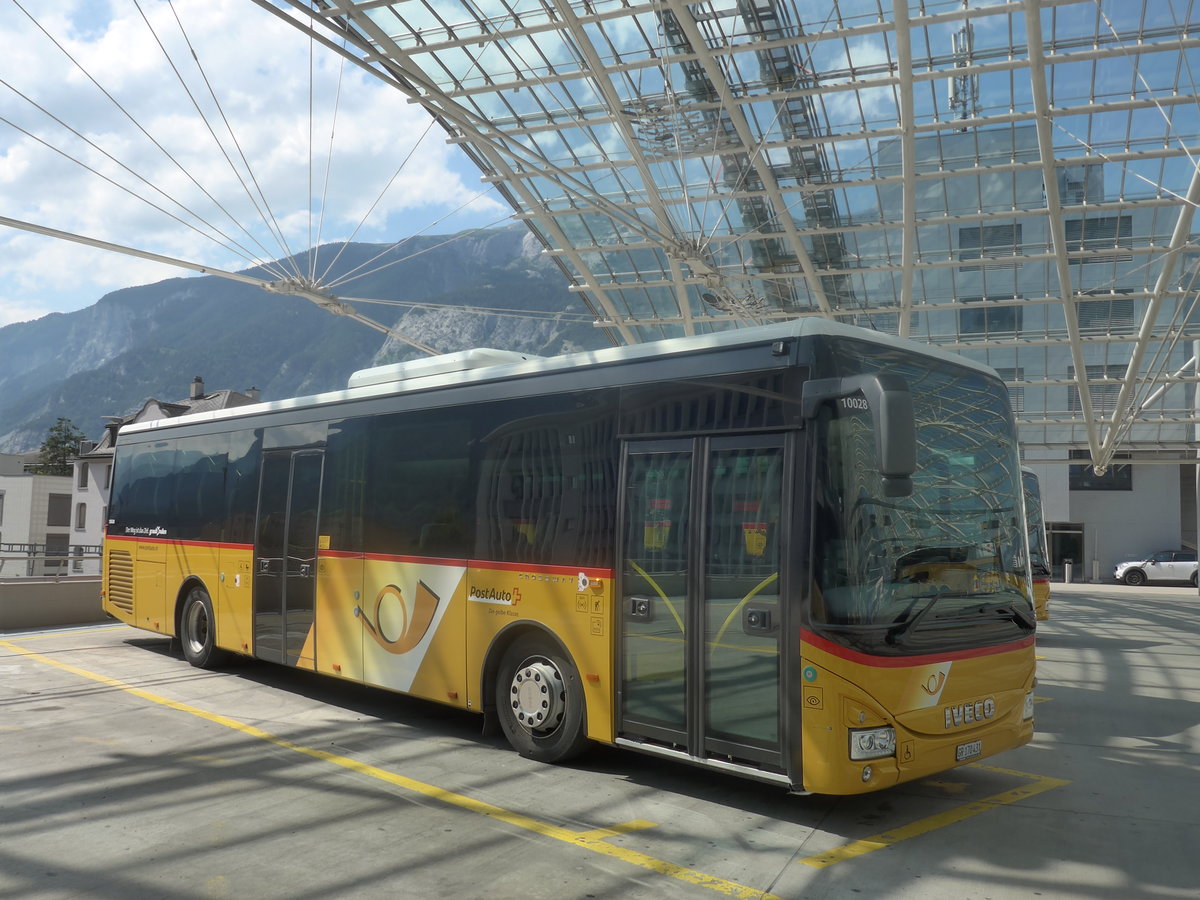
0 543 102 578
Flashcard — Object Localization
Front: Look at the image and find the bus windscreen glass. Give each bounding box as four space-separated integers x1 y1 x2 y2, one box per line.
810 340 1033 652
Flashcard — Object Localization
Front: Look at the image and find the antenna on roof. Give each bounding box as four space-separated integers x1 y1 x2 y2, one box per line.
948 7 979 127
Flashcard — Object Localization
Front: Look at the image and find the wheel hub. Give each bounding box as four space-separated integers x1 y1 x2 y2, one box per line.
183 599 209 654
509 659 566 734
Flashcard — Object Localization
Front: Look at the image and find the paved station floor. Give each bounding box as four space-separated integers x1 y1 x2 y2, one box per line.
2 583 1197 899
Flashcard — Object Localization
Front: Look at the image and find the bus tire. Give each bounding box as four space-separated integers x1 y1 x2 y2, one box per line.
495 635 591 764
180 586 229 669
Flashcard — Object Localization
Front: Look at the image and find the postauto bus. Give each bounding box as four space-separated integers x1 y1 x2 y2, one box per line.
102 319 1036 795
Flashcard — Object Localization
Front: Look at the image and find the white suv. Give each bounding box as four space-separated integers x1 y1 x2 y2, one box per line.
1114 550 1198 586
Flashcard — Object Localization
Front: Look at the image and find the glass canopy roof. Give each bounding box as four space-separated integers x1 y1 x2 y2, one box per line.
266 0 1200 466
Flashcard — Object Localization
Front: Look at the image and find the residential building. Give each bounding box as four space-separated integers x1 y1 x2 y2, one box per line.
0 452 76 578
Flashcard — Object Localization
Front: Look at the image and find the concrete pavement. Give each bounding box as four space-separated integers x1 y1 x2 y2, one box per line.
1 582 1196 899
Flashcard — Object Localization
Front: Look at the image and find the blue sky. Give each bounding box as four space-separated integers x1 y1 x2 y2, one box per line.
0 0 510 326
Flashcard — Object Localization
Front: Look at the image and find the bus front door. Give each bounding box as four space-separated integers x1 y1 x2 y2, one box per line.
618 437 786 772
254 449 324 666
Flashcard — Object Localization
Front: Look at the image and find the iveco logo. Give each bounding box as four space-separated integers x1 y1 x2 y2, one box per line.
944 698 996 729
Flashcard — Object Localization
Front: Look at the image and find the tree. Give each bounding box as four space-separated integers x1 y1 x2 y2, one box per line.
34 418 88 476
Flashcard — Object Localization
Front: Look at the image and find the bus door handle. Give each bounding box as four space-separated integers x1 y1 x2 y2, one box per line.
627 596 654 622
743 606 777 636
257 558 281 576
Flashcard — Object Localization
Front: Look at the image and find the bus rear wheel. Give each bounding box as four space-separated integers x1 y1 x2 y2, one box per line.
495 636 590 763
180 586 229 669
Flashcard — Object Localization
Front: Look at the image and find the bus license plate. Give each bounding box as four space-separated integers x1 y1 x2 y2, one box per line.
956 739 982 761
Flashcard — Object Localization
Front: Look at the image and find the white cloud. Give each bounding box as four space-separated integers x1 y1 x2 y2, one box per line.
0 0 509 322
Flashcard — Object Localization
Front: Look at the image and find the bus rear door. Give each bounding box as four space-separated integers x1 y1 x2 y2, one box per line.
254 448 324 666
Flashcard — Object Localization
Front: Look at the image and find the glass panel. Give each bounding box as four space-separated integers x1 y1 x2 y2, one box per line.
284 453 323 662
621 451 691 736
254 454 291 663
705 447 782 749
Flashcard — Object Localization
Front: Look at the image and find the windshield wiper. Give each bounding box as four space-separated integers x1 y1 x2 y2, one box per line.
978 601 1037 631
886 591 1035 644
885 593 949 645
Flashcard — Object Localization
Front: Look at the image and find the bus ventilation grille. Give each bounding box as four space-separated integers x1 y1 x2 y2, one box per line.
107 550 134 613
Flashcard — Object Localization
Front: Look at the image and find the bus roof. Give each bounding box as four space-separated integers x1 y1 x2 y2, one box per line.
120 318 999 437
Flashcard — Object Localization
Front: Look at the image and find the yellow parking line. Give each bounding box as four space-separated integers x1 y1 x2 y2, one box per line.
0 639 782 900
798 763 1070 868
0 624 125 641
575 819 658 841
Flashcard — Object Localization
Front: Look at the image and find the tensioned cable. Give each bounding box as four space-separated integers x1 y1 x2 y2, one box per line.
340 296 596 323
0 83 287 278
314 114 442 286
308 6 316 281
461 0 678 241
266 1 680 253
1106 265 1200 452
314 9 505 289
1094 0 1200 174
326 210 519 292
153 0 302 278
310 29 348 283
8 0 292 279
325 191 509 290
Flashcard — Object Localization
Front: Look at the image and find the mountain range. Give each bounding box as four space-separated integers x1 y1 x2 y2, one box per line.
0 226 609 452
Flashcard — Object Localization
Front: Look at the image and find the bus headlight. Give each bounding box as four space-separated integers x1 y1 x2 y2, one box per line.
1023 691 1036 720
849 726 896 760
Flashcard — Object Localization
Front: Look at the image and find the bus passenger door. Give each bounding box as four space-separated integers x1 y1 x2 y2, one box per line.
618 437 786 772
254 449 324 666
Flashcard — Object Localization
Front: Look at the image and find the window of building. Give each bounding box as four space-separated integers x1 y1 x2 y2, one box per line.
993 367 1025 413
1068 364 1125 414
1077 294 1136 330
72 546 85 572
78 463 89 490
44 533 69 570
959 223 1023 270
1057 163 1103 204
75 502 87 531
0 491 4 526
47 493 71 527
959 297 1022 337
1068 449 1132 491
1064 215 1133 262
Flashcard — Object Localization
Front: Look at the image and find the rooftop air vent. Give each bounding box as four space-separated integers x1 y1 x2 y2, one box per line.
347 348 540 390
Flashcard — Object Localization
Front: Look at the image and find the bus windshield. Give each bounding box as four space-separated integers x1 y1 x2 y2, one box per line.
810 340 1033 652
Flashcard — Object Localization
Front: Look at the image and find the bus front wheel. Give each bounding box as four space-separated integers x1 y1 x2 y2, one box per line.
495 636 591 763
180 586 229 669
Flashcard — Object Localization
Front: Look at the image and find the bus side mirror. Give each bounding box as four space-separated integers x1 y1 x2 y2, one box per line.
801 373 916 498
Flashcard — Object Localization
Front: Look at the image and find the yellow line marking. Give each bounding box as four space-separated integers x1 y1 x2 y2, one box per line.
0 639 782 900
0 624 126 642
798 763 1070 868
575 819 658 841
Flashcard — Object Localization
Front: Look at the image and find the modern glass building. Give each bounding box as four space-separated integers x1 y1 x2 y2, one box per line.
277 0 1200 577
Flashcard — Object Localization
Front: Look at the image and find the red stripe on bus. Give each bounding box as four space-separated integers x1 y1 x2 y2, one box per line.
801 629 1034 668
279 547 613 579
104 534 253 552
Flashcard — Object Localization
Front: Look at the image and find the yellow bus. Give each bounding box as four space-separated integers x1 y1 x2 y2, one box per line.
1021 469 1051 621
101 319 1036 795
